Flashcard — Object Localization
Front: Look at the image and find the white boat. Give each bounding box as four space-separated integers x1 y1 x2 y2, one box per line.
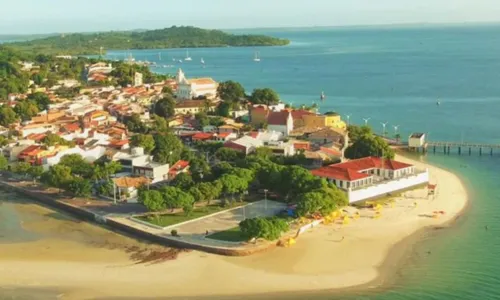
184 50 192 61
178 59 183 63
320 91 326 101
254 51 261 62
201 58 205 64
437 99 441 106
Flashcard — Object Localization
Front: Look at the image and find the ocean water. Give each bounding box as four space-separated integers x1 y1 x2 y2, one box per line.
1 24 500 299
109 24 500 300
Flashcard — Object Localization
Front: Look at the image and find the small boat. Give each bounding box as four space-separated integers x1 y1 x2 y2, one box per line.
201 58 205 64
184 50 192 61
254 51 261 62
172 58 176 62
178 59 183 63
320 91 326 101
436 100 441 106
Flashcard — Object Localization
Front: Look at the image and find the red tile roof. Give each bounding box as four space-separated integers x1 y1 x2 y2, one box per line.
217 132 231 139
267 111 291 126
192 132 214 141
249 131 260 138
291 109 314 120
312 167 369 181
311 156 413 182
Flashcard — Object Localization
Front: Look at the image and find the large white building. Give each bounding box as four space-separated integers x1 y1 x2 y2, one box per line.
175 69 218 100
312 156 429 203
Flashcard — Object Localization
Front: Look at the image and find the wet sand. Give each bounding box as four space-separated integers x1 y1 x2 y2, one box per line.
0 155 468 299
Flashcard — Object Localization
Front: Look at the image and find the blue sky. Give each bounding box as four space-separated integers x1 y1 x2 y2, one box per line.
2 0 500 34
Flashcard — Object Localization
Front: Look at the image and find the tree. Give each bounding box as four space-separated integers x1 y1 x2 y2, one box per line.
28 165 44 182
41 164 74 189
195 112 209 128
59 154 93 177
198 182 221 205
254 147 274 159
153 133 183 164
189 155 211 182
215 147 243 162
151 114 169 133
130 134 155 154
216 102 231 117
0 135 10 147
141 190 165 212
42 133 72 147
188 186 205 203
239 217 289 241
250 88 280 105
170 172 194 190
347 125 372 144
126 113 148 134
14 101 39 121
345 134 395 160
11 161 31 176
154 95 176 118
217 80 245 109
0 155 8 170
218 174 248 201
0 106 18 127
161 86 174 95
67 177 92 197
295 187 347 217
26 92 51 111
161 186 194 211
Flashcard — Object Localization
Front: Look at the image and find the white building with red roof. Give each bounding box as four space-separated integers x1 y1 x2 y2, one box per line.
312 156 429 203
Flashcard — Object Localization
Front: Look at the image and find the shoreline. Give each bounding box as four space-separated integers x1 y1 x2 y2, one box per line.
0 154 469 299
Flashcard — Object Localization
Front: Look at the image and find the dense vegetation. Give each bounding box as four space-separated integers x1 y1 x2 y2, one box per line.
345 125 395 159
8 26 290 55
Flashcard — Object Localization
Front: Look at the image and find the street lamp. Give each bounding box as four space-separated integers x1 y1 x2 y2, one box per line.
263 189 268 212
381 122 388 137
393 125 400 143
363 118 371 126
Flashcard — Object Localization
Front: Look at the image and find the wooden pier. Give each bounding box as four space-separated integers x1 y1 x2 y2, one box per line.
424 141 500 156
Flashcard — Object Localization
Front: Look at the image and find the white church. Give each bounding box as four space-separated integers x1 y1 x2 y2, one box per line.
175 69 218 100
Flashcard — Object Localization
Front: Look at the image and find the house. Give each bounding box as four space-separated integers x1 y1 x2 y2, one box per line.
192 132 216 142
214 132 238 142
42 146 107 168
175 69 218 100
203 125 218 133
224 136 263 155
218 123 243 134
303 112 347 130
306 127 346 147
174 100 216 115
409 133 426 149
264 141 296 157
133 162 170 183
168 160 190 180
249 105 269 127
112 176 150 202
311 156 429 203
111 148 151 172
31 110 66 123
291 109 314 128
267 111 294 136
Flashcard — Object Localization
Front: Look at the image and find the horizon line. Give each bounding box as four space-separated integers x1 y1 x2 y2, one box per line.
1 20 500 36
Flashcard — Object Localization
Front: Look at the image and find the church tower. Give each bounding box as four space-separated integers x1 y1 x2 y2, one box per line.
176 68 187 84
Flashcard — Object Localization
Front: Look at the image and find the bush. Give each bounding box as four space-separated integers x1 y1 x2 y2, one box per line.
171 229 178 237
239 217 289 241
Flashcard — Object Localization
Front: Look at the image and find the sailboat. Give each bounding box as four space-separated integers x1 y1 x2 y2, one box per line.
184 50 192 61
253 51 261 62
320 91 326 101
201 58 205 64
436 99 441 106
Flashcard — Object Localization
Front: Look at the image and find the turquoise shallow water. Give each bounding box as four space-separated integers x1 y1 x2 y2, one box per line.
106 25 500 300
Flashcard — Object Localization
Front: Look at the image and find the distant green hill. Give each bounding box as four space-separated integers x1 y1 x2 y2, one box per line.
7 26 290 55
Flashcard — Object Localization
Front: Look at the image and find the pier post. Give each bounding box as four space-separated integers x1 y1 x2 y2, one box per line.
447 146 451 155
491 148 493 156
444 146 446 154
480 148 482 156
458 146 461 155
433 146 436 153
469 147 471 156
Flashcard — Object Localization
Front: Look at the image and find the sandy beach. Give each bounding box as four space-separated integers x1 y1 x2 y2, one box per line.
0 155 468 299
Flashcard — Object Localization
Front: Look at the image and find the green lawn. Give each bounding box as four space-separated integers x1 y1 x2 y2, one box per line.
206 227 248 242
137 204 236 227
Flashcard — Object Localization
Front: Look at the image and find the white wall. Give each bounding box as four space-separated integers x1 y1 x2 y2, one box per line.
43 146 107 169
347 170 429 203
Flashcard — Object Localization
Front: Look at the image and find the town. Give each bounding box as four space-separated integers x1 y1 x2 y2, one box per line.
0 49 430 253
